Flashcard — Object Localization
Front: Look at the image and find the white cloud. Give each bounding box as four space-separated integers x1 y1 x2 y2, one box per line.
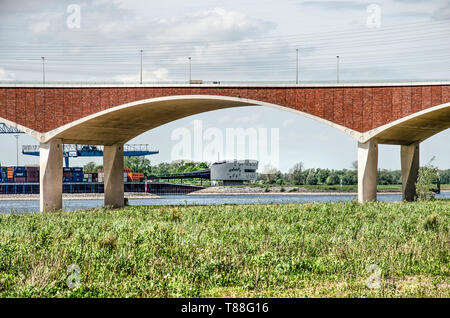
114 68 169 82
0 68 15 80
433 4 450 20
27 12 63 34
89 7 274 42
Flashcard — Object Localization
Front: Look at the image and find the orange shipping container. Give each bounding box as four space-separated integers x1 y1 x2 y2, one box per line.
127 172 144 182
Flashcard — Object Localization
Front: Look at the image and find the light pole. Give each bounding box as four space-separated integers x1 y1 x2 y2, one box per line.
14 134 19 166
296 48 299 84
188 57 191 84
41 57 45 85
140 49 143 84
336 55 340 84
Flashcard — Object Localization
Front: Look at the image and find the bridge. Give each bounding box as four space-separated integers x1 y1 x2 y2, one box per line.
149 169 211 184
0 82 449 211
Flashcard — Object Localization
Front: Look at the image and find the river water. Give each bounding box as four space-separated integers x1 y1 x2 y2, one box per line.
1 192 449 214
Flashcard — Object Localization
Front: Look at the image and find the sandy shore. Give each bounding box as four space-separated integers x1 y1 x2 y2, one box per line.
0 192 160 201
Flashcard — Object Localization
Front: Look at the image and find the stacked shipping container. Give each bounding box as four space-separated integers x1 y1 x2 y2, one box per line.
26 166 39 183
13 167 26 183
7 167 13 182
0 166 146 183
0 167 7 183
97 168 134 183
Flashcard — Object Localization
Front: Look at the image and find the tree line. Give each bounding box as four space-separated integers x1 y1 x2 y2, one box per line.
82 157 450 185
258 161 449 186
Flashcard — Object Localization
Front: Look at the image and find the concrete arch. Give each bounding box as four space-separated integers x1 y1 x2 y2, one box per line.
359 101 450 145
41 95 363 145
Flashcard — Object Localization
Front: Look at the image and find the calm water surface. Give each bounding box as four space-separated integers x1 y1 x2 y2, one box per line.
1 192 449 214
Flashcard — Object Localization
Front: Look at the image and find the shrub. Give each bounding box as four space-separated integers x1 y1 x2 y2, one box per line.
416 158 438 200
99 233 118 250
326 174 340 185
423 213 439 231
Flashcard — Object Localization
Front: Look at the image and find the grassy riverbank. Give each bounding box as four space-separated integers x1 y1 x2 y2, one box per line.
0 200 448 297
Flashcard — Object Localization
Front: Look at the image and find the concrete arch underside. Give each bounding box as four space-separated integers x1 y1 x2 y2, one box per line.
34 95 450 146
40 95 357 145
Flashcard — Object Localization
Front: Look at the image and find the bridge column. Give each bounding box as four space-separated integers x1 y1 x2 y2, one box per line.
401 142 420 201
104 143 124 208
357 140 378 203
40 139 63 212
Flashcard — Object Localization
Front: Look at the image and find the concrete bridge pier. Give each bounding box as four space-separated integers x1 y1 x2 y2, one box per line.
401 142 420 201
40 139 63 212
357 140 378 203
103 143 125 208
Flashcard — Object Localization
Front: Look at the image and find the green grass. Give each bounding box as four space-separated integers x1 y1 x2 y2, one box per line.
0 200 448 298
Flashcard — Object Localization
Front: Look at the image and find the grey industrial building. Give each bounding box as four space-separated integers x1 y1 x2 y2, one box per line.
210 160 258 185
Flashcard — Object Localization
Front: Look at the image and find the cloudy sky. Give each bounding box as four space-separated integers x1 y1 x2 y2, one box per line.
0 0 449 171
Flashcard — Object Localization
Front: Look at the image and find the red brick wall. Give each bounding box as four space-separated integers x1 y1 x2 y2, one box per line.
0 85 449 133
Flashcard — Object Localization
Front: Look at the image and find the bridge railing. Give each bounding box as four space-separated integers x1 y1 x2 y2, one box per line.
1 79 449 87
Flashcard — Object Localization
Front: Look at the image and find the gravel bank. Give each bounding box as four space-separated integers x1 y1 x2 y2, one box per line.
0 192 160 201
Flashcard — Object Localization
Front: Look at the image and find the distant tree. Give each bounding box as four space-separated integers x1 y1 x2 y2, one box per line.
377 169 394 185
351 160 358 171
342 170 357 185
152 162 170 176
83 161 96 173
326 173 340 185
179 162 196 173
391 170 402 185
288 162 304 185
195 162 209 170
94 165 103 173
316 168 330 184
305 169 318 185
438 169 450 184
261 164 281 184
124 156 151 175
